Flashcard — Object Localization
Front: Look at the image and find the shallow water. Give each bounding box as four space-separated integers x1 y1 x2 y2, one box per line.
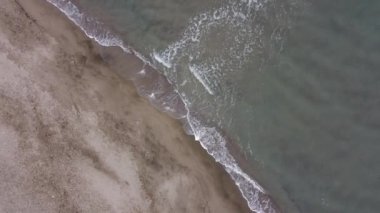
53 0 380 212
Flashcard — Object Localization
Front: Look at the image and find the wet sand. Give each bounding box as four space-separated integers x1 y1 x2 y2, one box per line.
0 0 251 212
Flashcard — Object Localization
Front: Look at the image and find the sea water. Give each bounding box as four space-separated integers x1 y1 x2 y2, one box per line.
49 0 380 212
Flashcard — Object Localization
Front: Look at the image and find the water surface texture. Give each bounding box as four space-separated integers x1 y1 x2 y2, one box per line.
53 0 380 212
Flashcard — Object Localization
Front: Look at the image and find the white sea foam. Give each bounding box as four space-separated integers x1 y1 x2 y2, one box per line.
152 51 172 68
186 113 278 213
153 0 267 96
188 65 216 95
46 0 129 52
47 0 157 69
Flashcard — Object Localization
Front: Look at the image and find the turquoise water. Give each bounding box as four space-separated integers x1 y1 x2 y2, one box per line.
50 0 380 212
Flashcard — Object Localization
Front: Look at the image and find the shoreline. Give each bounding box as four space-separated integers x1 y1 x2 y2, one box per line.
40 0 294 212
0 0 251 212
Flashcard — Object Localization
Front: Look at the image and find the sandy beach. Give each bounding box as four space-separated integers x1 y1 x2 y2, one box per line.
0 0 251 212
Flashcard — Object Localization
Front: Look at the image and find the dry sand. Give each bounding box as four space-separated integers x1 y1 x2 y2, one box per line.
0 0 252 212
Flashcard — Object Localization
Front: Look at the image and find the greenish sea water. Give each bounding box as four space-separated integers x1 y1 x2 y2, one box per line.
50 0 380 212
